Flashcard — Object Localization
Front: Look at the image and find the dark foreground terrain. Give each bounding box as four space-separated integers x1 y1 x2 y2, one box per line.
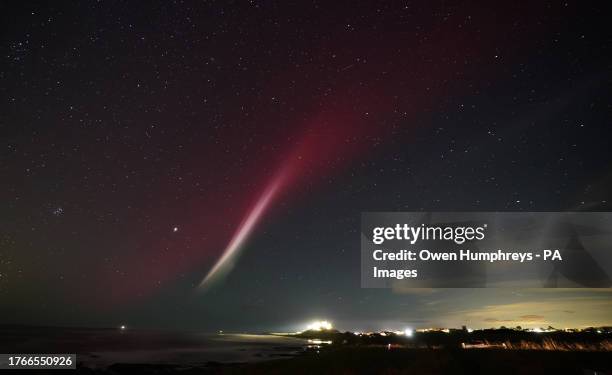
3 326 611 374
72 347 611 375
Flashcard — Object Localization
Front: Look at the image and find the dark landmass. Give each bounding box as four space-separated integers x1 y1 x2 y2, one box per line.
292 327 612 351
206 347 610 375
72 347 612 374
2 325 611 374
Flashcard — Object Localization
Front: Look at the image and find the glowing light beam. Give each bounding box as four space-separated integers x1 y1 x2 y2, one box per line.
198 173 285 290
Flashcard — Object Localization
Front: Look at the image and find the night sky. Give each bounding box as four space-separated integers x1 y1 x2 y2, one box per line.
1 1 611 332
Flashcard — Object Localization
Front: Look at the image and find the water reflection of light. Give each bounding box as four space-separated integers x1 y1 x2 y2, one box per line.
308 339 332 345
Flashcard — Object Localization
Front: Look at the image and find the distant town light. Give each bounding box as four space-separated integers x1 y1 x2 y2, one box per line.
404 328 414 337
307 320 333 331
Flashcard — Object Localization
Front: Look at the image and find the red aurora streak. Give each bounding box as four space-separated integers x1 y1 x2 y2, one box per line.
89 4 549 305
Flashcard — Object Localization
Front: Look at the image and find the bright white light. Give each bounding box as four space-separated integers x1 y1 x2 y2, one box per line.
307 320 333 331
404 328 414 337
173 226 178 232
120 325 126 330
308 339 332 345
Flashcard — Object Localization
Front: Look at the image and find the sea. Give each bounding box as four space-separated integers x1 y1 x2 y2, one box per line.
0 326 311 369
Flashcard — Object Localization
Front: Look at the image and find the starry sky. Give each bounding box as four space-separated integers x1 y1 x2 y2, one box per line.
1 1 611 332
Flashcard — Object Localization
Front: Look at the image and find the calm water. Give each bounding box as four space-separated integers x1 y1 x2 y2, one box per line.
0 326 310 368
